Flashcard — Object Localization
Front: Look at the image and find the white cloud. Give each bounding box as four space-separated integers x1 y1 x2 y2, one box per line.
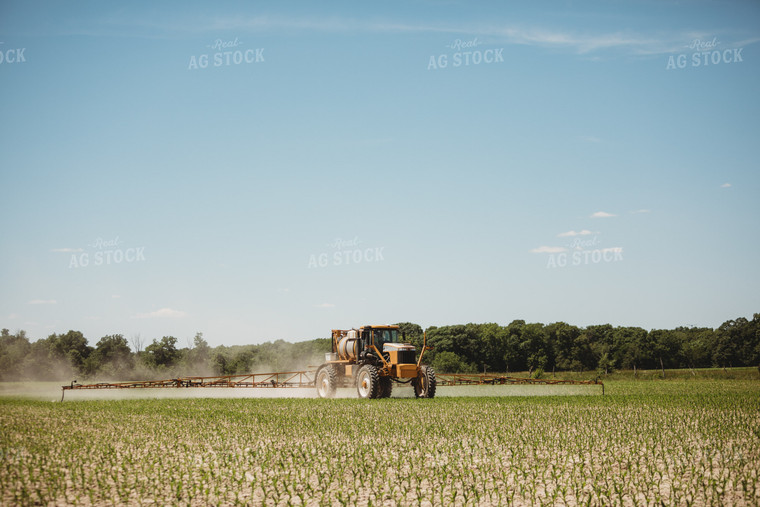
132 308 187 319
557 229 593 237
206 18 676 55
530 246 567 254
632 209 651 214
720 183 732 188
206 15 467 35
71 13 760 60
314 303 335 308
591 211 616 218
499 27 654 54
28 299 57 305
50 248 83 253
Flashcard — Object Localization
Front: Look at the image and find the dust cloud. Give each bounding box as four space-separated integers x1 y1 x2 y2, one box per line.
1 381 600 402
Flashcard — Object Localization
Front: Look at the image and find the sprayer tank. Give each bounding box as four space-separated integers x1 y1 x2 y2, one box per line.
338 332 360 360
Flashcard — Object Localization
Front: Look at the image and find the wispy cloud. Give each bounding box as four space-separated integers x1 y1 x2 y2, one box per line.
206 15 465 35
229 19 757 55
490 26 670 55
132 308 187 319
631 209 651 214
28 299 57 305
81 13 758 58
214 18 692 55
530 246 567 254
558 229 593 237
720 183 732 188
591 211 616 218
50 248 83 253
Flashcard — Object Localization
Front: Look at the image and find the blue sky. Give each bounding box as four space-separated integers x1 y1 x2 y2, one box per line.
1 0 759 347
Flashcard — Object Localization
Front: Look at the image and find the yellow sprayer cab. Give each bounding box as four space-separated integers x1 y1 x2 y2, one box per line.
315 325 436 399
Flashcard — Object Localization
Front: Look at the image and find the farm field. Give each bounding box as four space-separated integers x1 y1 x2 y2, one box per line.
1 379 759 506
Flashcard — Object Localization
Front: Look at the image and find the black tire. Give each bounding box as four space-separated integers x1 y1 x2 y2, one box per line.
413 365 437 399
377 376 393 399
356 365 380 399
316 365 338 398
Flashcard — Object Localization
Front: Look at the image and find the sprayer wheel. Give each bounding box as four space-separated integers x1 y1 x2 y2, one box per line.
378 376 393 398
316 365 338 398
356 365 380 399
413 365 437 399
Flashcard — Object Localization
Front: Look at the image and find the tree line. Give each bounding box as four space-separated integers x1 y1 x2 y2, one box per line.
400 314 759 375
0 330 330 381
1 313 757 380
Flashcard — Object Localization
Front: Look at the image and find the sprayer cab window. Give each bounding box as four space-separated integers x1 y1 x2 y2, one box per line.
374 329 399 348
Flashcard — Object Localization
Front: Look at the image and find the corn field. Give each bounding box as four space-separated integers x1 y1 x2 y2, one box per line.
1 380 758 506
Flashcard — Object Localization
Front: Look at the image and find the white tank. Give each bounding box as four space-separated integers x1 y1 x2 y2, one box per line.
338 336 359 360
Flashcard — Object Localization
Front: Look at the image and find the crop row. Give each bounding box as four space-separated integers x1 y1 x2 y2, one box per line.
1 380 758 505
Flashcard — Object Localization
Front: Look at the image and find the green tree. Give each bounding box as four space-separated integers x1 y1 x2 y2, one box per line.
570 332 595 372
144 336 180 368
713 319 743 367
520 323 547 375
546 321 580 371
213 352 230 375
229 350 254 374
649 329 684 370
186 332 211 370
0 329 31 380
461 323 487 368
613 326 648 371
22 334 76 380
49 330 92 372
503 320 526 372
86 334 134 377
395 322 423 349
424 326 453 365
596 352 615 375
735 314 760 367
432 351 476 373
480 322 507 373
